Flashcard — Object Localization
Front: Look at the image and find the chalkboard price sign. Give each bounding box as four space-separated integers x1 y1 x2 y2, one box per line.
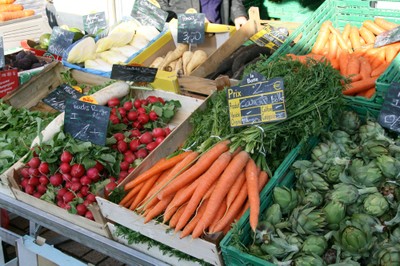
111 64 157 82
64 98 111 146
374 26 400 48
42 84 84 112
0 34 4 69
83 12 107 36
47 27 75 57
378 82 400 133
131 0 168 32
227 77 287 127
177 13 205 44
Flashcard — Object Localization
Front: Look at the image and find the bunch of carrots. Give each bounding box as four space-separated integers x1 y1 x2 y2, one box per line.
118 140 269 239
287 17 399 98
0 0 35 22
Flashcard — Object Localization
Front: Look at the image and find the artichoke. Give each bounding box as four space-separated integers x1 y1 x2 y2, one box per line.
292 160 313 177
254 220 275 244
273 187 299 215
290 206 326 236
391 227 400 243
346 159 383 187
327 258 360 266
385 204 400 227
326 164 345 184
322 248 337 265
301 191 324 208
351 213 385 233
361 139 390 158
292 253 326 266
363 193 389 217
323 201 346 230
260 235 300 259
296 168 330 192
373 243 400 266
328 183 378 205
264 203 282 226
376 155 400 179
338 110 361 135
359 120 387 142
248 243 272 260
311 141 341 169
301 235 327 256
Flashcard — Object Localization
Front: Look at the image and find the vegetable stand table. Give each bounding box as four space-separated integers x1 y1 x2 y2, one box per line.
0 189 169 265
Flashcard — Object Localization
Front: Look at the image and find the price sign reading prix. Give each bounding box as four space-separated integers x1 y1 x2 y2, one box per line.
42 84 84 112
177 13 205 44
378 82 400 133
64 98 111 146
131 0 168 32
227 76 287 127
47 26 75 57
0 34 4 69
83 11 107 36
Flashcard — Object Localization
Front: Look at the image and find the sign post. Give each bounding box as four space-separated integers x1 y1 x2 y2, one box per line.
47 27 75 57
131 0 168 32
83 12 107 37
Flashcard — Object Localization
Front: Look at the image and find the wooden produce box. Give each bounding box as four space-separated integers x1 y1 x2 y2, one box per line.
96 93 226 265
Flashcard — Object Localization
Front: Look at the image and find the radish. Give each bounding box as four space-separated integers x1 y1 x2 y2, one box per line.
64 204 72 211
158 97 165 104
113 132 125 141
129 139 141 152
146 142 158 151
76 204 88 216
124 150 136 164
85 211 94 220
33 192 43 198
164 127 172 136
119 171 128 180
146 95 158 104
39 175 49 185
28 168 40 177
104 181 117 198
80 185 89 196
117 107 126 118
127 110 138 121
132 121 143 130
94 161 104 172
123 101 133 111
136 107 146 114
128 167 135 173
152 127 166 138
109 115 120 124
148 111 158 121
155 136 165 145
59 162 71 174
107 98 120 108
28 177 40 187
28 157 41 169
36 184 47 194
65 181 72 189
20 168 30 178
62 173 72 182
110 107 117 115
70 164 85 178
63 191 75 203
117 140 128 153
130 129 141 138
141 99 149 106
70 182 82 192
133 99 142 109
20 178 28 189
120 161 129 171
86 193 96 202
83 200 92 207
86 167 99 180
38 162 50 174
91 82 129 106
139 132 153 144
80 175 92 186
138 113 149 124
71 177 80 183
57 188 68 200
60 151 73 164
136 148 148 159
25 184 35 195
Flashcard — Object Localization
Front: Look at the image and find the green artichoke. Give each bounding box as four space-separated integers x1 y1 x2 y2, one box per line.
292 160 313 177
361 139 390 158
273 187 299 215
351 213 385 233
391 227 400 243
311 141 341 169
301 191 324 207
326 164 345 184
346 159 383 187
264 203 282 226
328 183 378 205
292 253 327 266
327 258 360 266
260 236 300 259
248 243 272 260
363 193 389 217
374 243 400 266
286 234 303 248
301 235 327 256
297 168 330 192
376 155 400 179
290 206 326 236
338 110 361 135
323 201 346 230
359 120 387 142
385 204 400 227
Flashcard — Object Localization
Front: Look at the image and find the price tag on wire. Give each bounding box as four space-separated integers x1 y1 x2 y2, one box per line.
177 13 205 44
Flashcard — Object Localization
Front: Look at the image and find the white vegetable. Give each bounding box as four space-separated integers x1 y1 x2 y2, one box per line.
84 58 113 72
129 36 150 51
131 25 160 44
98 50 128 65
67 37 96 64
110 45 140 57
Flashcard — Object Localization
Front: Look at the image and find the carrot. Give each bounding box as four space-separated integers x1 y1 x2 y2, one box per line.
192 151 250 239
329 57 340 70
0 4 23 12
124 151 192 191
328 25 351 53
158 140 230 200
144 194 174 223
226 170 246 209
342 23 351 41
374 17 398 31
129 173 161 210
363 20 386 35
174 151 233 232
359 26 376 44
371 61 390 77
119 182 144 207
328 34 338 59
349 26 361 51
286 53 327 64
364 87 376 98
352 44 374 57
245 158 260 232
209 198 228 233
169 203 187 228
343 77 377 95
339 51 350 76
0 10 34 21
385 43 400 62
180 199 209 238
0 0 15 4
359 56 372 79
371 49 386 70
312 20 332 55
346 54 361 76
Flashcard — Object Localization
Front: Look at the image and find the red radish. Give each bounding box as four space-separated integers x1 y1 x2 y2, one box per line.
76 192 84 199
28 168 40 177
62 173 72 182
148 111 158 121
83 200 92 207
129 139 141 152
70 182 82 192
158 97 165 104
136 107 146 114
63 191 75 203
25 184 35 195
36 184 47 194
155 136 165 145
130 129 141 138
28 177 40 187
33 192 43 198
124 151 136 164
57 188 68 200
120 161 129 171
152 128 165 138
65 182 72 189
60 151 73 164
76 204 88 216
86 193 96 203
107 98 120 108
20 178 28 189
109 115 120 124
119 171 128 180
139 132 153 144
104 182 117 198
132 121 143 130
122 117 129 125
110 108 117 115
38 162 49 174
59 162 71 174
146 95 158 104
85 211 94 220
86 167 99 180
133 99 142 109
80 186 89 196
117 107 126 117
136 148 148 159
39 175 49 185
117 177 125 184
146 142 158 151
80 176 92 186
113 132 125 141
64 204 72 211
128 167 135 173
138 113 149 124
70 164 85 178
28 157 41 169
109 176 117 183
164 127 171 136
141 99 149 106
71 177 80 183
20 168 30 178
94 161 104 172
123 101 133 111
127 110 138 121
117 140 128 153
57 200 65 208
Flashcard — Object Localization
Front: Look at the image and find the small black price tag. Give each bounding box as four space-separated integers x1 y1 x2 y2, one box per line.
177 13 205 44
83 11 107 36
250 24 289 51
111 64 157 82
378 82 400 133
47 27 75 57
64 98 111 146
42 84 84 112
374 26 400 48
0 34 4 69
131 0 168 32
227 76 287 127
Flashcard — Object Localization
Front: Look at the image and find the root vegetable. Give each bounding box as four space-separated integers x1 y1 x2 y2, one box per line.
160 43 189 69
149 56 164 68
186 50 208 75
182 51 193 75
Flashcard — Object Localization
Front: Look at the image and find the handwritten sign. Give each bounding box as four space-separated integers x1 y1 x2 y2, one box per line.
111 64 157 82
0 69 19 98
0 34 4 69
240 71 266 86
47 27 75 57
378 82 400 133
131 0 168 32
177 13 205 44
250 24 289 51
227 76 287 127
64 98 110 146
42 84 84 112
374 26 400 48
83 12 107 36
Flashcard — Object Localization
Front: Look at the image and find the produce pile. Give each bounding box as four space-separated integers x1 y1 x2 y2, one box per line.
287 17 400 99
0 0 34 22
240 111 400 265
5 50 48 71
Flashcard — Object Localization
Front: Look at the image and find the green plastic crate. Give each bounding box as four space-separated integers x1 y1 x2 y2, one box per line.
263 0 324 22
265 0 400 106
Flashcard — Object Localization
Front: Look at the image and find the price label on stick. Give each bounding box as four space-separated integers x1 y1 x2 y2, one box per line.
64 98 111 146
42 84 84 112
111 64 157 83
83 11 107 36
47 27 75 57
0 34 4 69
378 82 400 133
177 13 205 44
374 26 400 48
131 0 168 32
227 76 287 128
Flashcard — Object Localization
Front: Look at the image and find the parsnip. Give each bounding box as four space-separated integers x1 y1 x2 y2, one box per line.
175 57 183 74
182 51 193 75
164 59 178 72
160 43 189 69
149 56 165 68
186 50 208 75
